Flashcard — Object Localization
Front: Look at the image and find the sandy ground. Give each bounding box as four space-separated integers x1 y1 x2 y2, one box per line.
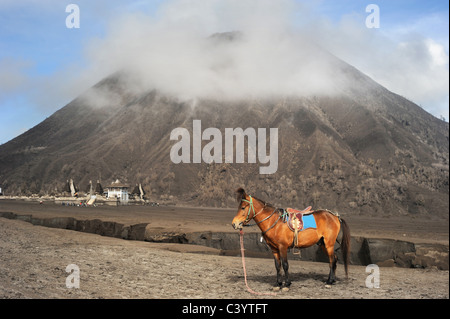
0 201 448 300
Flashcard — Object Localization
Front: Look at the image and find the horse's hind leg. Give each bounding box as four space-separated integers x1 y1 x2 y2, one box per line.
321 244 337 285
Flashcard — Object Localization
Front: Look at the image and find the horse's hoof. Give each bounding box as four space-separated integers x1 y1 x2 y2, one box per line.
281 287 290 292
272 286 281 292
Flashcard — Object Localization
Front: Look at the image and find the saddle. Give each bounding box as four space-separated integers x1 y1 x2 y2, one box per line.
286 206 313 232
285 206 314 253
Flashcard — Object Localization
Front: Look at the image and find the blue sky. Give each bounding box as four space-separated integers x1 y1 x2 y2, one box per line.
0 0 448 145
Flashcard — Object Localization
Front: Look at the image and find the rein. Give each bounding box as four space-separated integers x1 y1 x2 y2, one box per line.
239 229 277 296
238 196 279 296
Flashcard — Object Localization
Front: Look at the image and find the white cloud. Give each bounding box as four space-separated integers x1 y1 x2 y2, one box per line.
308 10 449 121
427 38 449 67
79 0 361 103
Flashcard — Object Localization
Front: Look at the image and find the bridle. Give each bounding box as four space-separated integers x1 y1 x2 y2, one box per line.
240 195 280 235
240 196 261 224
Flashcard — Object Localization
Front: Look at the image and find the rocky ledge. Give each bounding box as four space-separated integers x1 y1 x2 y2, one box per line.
1 212 447 270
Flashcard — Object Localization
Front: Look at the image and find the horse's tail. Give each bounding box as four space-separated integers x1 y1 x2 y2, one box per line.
340 218 351 278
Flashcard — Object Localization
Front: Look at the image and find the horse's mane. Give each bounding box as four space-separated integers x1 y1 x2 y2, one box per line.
235 187 275 209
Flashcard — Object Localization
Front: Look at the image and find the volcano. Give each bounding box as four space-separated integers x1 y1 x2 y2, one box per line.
0 35 448 217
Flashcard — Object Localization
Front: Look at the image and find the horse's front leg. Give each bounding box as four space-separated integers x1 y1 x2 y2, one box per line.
271 250 283 289
280 246 291 289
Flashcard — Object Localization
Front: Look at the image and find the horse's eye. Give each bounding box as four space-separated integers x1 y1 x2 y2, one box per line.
241 207 245 210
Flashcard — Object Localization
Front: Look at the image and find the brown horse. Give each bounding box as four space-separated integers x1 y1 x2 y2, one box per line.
232 188 350 288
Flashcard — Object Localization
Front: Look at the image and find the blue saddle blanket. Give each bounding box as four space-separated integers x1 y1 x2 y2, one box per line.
302 214 317 230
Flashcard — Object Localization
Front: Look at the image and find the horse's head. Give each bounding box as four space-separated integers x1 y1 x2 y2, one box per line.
232 187 255 230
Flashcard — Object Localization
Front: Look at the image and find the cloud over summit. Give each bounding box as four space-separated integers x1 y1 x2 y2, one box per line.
83 0 350 101
76 0 447 122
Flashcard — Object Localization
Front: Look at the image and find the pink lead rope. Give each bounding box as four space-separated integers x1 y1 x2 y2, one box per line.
239 229 277 296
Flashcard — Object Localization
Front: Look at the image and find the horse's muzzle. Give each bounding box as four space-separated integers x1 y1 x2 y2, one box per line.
232 221 243 230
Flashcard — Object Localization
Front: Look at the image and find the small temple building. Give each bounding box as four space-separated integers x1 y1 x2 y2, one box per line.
105 179 129 204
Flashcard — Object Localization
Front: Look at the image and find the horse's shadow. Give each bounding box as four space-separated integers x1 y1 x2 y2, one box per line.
227 270 329 286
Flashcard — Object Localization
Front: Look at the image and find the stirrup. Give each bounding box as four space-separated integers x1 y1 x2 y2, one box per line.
292 247 301 256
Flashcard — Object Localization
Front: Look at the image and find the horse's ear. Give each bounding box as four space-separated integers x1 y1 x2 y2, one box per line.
236 187 246 202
